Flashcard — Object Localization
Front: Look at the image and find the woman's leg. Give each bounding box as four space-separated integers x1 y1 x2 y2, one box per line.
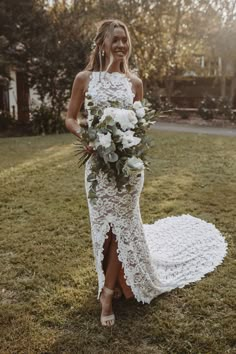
104 233 122 289
100 229 122 323
103 228 121 289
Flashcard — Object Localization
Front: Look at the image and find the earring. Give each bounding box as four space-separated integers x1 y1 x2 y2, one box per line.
102 50 105 57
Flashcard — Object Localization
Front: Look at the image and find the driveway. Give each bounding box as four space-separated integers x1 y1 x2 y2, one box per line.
153 122 236 137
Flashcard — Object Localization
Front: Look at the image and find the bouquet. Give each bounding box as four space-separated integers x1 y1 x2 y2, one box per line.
74 95 157 201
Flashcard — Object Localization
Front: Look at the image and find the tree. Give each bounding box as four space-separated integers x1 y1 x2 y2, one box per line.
29 5 90 123
206 0 236 102
0 0 90 131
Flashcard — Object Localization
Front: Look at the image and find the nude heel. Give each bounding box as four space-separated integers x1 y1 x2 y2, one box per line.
100 286 115 326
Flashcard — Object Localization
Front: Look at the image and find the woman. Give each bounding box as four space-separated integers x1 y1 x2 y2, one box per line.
65 19 228 327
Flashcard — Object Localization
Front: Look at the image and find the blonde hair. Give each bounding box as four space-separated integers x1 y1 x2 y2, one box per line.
85 19 132 76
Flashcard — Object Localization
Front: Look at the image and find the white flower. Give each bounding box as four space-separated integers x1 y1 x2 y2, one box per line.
123 156 144 176
114 109 137 130
100 107 116 123
133 101 143 110
100 108 138 130
95 132 112 148
117 130 141 149
127 156 144 170
136 107 145 119
127 110 138 126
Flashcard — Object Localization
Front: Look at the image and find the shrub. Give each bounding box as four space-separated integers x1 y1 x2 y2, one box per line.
217 97 235 121
198 96 235 121
0 110 14 131
198 96 217 120
155 97 175 114
178 110 190 119
30 104 67 135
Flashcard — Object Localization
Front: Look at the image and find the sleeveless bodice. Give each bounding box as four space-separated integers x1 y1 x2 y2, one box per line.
85 71 135 125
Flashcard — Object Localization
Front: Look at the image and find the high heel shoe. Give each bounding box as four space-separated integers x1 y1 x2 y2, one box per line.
100 286 115 327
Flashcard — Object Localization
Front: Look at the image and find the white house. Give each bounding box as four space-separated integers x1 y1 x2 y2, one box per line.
0 67 41 121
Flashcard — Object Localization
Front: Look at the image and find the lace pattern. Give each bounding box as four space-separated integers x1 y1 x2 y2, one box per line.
85 158 163 303
84 71 228 304
85 71 135 126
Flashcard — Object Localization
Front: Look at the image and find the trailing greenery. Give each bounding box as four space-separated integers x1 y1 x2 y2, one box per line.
0 130 235 353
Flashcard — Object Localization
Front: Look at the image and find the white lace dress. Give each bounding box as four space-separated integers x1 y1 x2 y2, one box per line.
84 71 228 304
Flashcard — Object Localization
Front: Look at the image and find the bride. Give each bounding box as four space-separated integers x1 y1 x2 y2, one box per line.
65 19 228 327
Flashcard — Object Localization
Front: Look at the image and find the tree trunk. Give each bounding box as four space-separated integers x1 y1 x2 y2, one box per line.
220 75 226 98
230 74 236 106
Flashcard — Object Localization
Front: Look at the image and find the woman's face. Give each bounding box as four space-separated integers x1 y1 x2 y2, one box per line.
103 27 129 62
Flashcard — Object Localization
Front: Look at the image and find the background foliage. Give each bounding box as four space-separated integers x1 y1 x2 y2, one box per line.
0 0 236 133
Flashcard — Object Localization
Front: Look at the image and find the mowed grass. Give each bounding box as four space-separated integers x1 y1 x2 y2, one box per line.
0 130 235 354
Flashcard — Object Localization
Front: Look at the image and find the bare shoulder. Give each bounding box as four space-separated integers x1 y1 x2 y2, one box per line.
75 70 91 81
128 72 143 100
73 70 92 93
128 72 143 88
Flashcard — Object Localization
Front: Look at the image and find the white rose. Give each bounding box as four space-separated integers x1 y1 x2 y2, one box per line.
100 107 116 123
133 101 143 110
95 132 112 148
114 109 137 130
114 128 125 138
127 156 144 170
127 110 138 126
118 130 141 149
136 107 145 119
123 156 144 176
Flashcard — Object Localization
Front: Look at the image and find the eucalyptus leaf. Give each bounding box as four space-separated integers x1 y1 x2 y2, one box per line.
88 189 97 199
103 145 113 154
97 145 104 157
90 107 98 115
87 173 97 182
107 152 119 163
88 128 97 140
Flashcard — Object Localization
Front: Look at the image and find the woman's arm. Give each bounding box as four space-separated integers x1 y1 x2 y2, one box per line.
130 74 143 102
65 71 90 137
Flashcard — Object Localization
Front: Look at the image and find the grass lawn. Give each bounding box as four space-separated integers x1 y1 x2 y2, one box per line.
0 130 235 354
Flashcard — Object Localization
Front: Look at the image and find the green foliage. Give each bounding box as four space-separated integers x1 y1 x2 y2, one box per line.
178 109 190 119
198 96 218 120
146 88 175 113
0 110 14 130
156 98 175 114
28 7 90 118
217 97 236 121
1 0 236 134
198 96 236 121
0 0 48 71
0 0 89 130
30 104 66 135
